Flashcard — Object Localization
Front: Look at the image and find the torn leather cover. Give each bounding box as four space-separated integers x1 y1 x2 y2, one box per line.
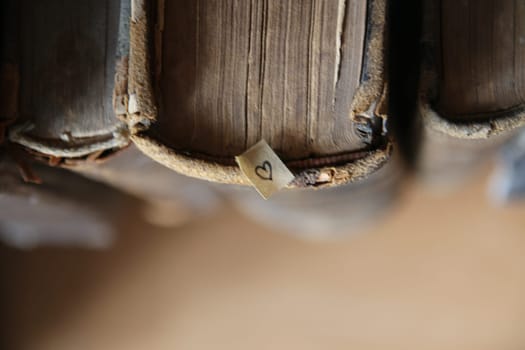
124 0 393 188
4 0 131 164
417 0 525 184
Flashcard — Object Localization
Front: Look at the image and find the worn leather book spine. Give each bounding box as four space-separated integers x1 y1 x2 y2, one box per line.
124 0 394 189
417 0 525 184
4 0 129 163
0 0 216 216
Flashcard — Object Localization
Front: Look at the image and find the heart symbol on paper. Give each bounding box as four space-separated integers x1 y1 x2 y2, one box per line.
255 161 273 181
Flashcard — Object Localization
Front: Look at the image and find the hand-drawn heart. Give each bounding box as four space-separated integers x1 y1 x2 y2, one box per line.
255 161 273 181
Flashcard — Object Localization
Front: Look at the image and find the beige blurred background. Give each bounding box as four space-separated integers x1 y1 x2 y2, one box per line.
2 166 525 350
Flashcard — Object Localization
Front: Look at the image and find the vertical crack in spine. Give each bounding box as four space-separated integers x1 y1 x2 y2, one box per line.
258 0 269 142
244 0 253 149
306 0 315 146
282 0 292 152
334 0 348 95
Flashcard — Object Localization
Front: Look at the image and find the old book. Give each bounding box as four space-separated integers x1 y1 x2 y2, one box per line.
417 0 525 184
124 0 393 188
1 0 220 219
3 0 129 161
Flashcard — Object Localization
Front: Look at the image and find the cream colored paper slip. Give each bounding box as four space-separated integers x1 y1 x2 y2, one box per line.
235 140 295 199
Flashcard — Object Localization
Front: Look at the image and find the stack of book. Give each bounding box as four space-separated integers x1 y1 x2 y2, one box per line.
1 0 523 244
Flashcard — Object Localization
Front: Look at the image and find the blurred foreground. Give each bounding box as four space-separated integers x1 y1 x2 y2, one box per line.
1 166 525 350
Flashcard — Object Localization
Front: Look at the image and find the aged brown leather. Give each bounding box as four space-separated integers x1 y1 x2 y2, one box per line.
4 0 130 161
418 0 525 184
124 0 393 188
